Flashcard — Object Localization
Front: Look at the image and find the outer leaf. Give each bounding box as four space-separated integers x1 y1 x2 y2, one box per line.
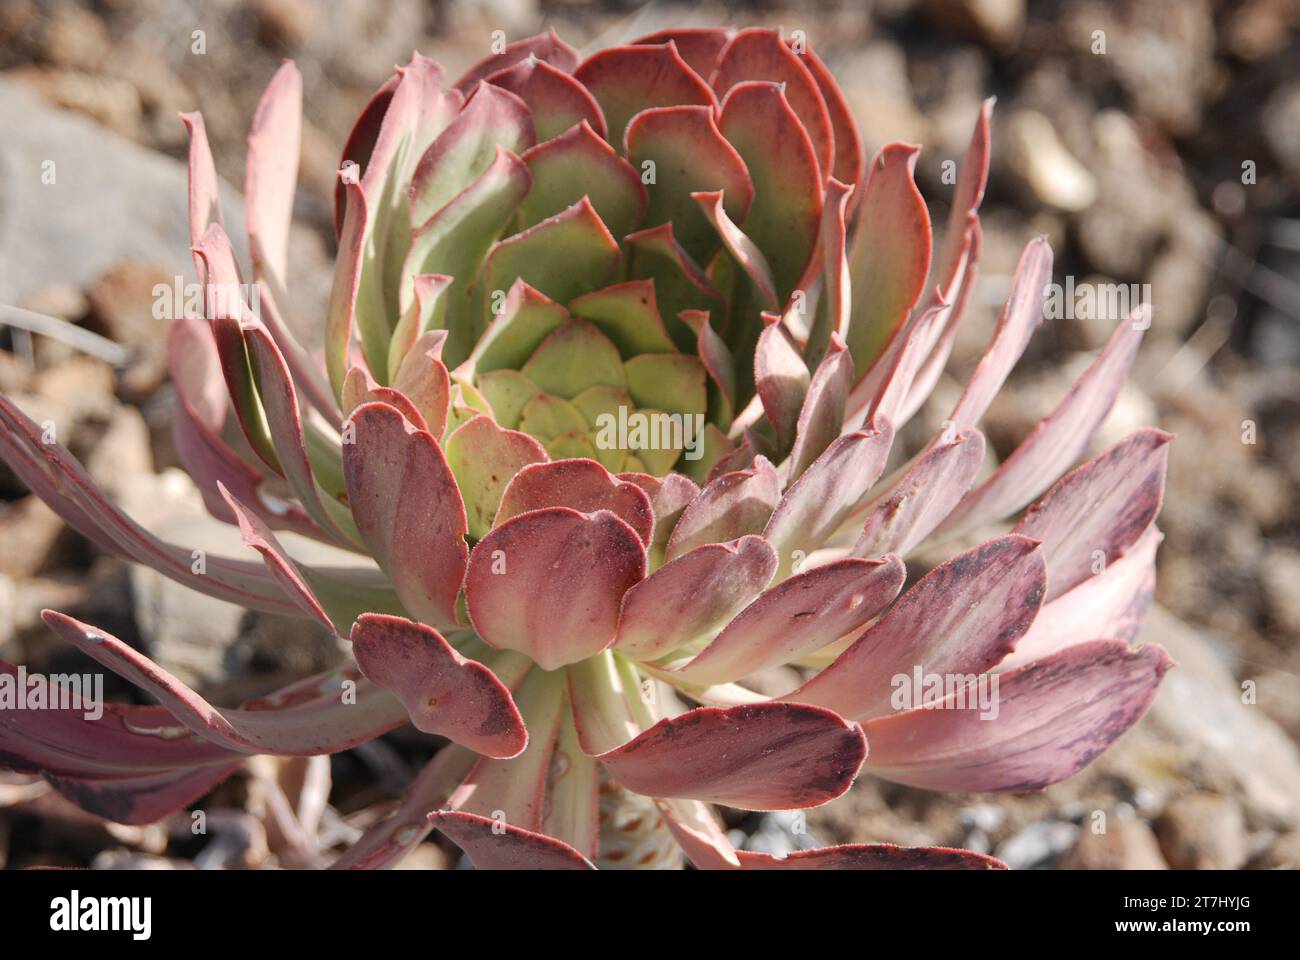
430 811 595 870
664 456 780 561
485 56 606 141
572 43 715 148
465 508 646 670
864 640 1173 791
595 703 867 809
495 459 654 545
350 614 527 758
453 28 580 94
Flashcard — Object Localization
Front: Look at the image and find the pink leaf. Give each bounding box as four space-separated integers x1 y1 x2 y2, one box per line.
664 456 780 561
864 639 1173 791
430 811 595 870
596 702 867 809
495 458 654 546
453 28 581 93
350 614 526 758
465 508 646 670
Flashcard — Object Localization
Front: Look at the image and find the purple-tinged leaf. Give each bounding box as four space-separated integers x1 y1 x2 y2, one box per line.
495 459 654 546
853 428 986 558
595 702 867 810
1013 428 1171 600
350 614 526 758
217 483 335 631
788 536 1046 721
932 98 993 300
615 535 778 661
431 811 596 870
39 613 408 756
754 321 811 456
392 329 452 438
342 364 429 431
1003 525 1161 670
864 639 1173 791
939 307 1148 537
764 421 895 577
49 764 242 826
788 333 854 481
948 237 1052 430
655 797 741 868
676 556 905 685
664 456 780 561
621 471 700 568
465 508 646 670
342 402 469 628
633 28 732 79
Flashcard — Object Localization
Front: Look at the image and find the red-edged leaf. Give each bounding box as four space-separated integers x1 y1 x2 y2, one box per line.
495 459 654 545
342 402 469 628
485 56 606 141
933 97 993 298
693 189 777 308
569 280 678 358
430 811 595 870
845 143 932 379
676 556 906 685
797 45 865 199
664 456 780 561
482 196 620 309
615 535 778 661
519 120 647 238
572 42 715 149
810 178 854 363
325 164 368 398
409 82 536 230
864 639 1173 791
710 27 835 181
1013 428 1171 600
342 364 429 431
350 614 526 758
625 105 754 265
939 307 1148 537
596 702 867 809
39 613 408 756
655 797 741 868
764 421 895 577
623 222 725 344
788 536 1046 721
466 508 646 670
181 111 223 278
621 470 700 568
392 329 452 437
453 28 580 94
633 27 732 79
717 80 823 303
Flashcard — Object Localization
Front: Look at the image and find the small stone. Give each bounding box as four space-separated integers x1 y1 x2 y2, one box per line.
1155 793 1247 870
1058 819 1169 869
994 820 1080 869
85 405 154 498
1259 547 1300 636
0 497 66 578
86 261 174 400
41 6 111 71
251 0 319 48
1005 110 1097 212
1252 830 1300 869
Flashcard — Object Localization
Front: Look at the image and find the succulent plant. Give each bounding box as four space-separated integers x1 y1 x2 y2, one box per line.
0 27 1173 870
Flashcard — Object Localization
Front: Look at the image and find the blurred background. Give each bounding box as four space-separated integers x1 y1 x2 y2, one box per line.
0 0 1297 869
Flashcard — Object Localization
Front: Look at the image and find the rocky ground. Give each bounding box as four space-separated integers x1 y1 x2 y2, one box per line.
0 0 1298 869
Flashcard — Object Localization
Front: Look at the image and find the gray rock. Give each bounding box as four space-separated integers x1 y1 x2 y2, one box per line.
0 77 245 306
994 820 1080 870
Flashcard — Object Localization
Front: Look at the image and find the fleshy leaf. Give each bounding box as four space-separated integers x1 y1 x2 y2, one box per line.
465 508 646 670
485 56 607 141
453 28 580 94
519 120 647 239
624 354 707 417
788 536 1046 721
521 320 627 399
568 280 678 357
615 535 778 661
350 614 526 758
495 459 654 545
463 278 569 376
572 43 715 149
755 320 811 457
596 702 867 809
675 556 906 685
665 456 780 561
625 105 753 265
342 402 469 628
787 333 853 481
864 640 1173 791
430 811 595 870
444 414 548 540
